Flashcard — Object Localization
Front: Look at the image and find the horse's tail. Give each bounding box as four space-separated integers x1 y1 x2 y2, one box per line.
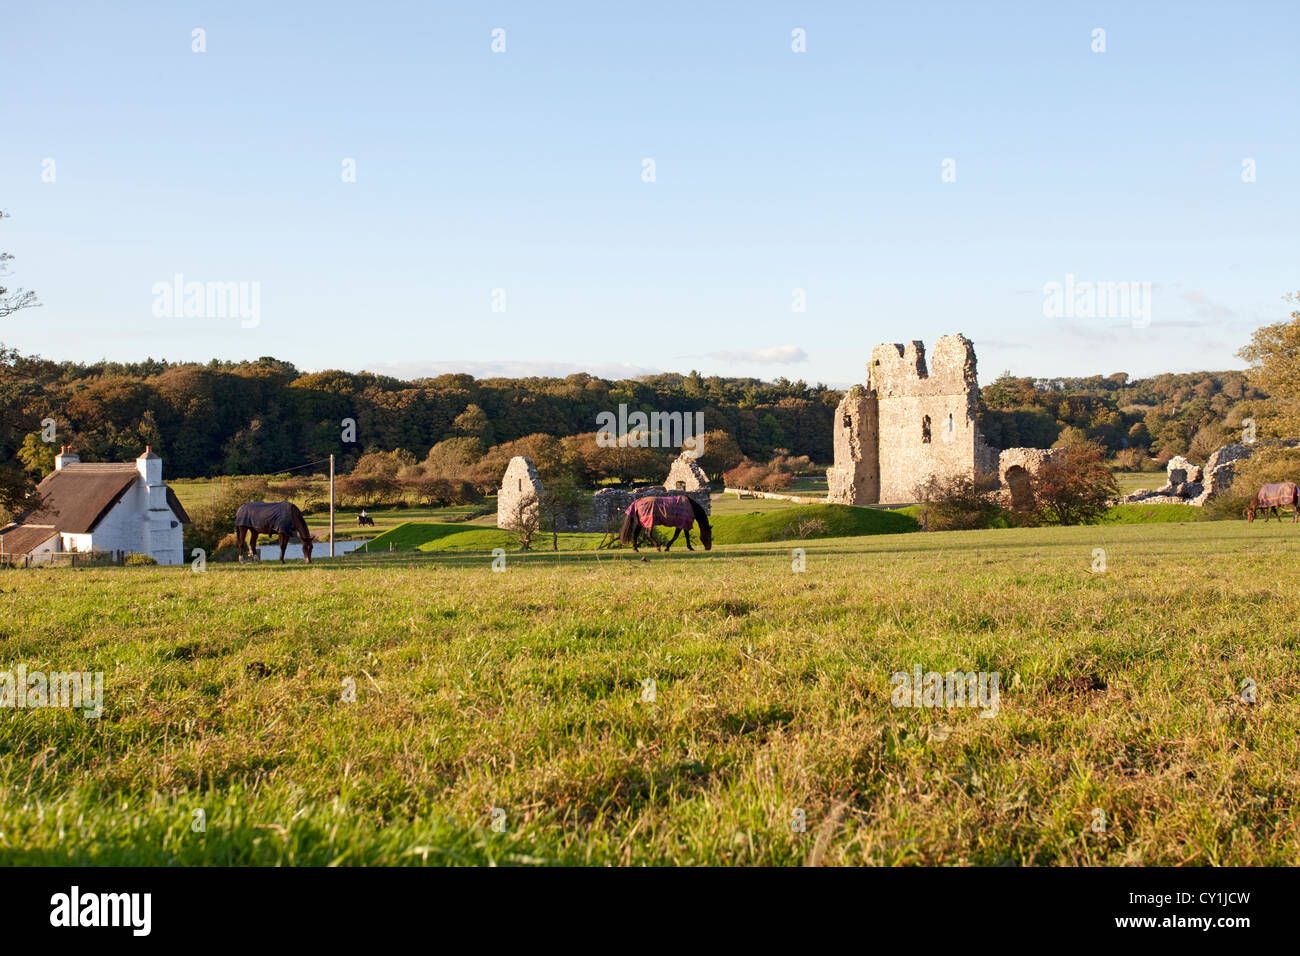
618 510 637 546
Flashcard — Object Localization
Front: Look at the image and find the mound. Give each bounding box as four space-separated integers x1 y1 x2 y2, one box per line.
708 503 918 545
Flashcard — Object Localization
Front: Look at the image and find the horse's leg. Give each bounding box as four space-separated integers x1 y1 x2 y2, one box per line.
684 528 694 551
279 533 289 562
665 528 680 552
631 525 640 552
236 528 245 561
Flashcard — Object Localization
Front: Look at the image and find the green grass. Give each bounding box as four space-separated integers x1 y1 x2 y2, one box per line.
5 518 1297 866
365 504 916 554
364 522 605 554
709 493 818 515
709 504 917 544
1102 503 1208 524
1112 470 1165 495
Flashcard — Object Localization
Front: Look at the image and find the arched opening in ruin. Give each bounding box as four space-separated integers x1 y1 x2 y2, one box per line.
1005 465 1033 511
922 415 932 443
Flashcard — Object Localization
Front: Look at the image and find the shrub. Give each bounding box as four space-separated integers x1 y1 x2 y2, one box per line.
1034 442 1118 526
913 475 1005 531
788 516 827 539
406 475 481 508
770 453 814 475
123 552 157 566
185 480 271 555
724 460 794 492
1112 448 1147 471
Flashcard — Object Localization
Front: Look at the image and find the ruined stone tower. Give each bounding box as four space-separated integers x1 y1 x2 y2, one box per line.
827 334 997 504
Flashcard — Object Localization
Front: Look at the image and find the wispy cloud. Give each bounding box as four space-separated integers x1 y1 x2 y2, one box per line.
1180 291 1236 323
705 344 808 364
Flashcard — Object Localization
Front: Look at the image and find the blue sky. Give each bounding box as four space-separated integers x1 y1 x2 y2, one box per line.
2 1 1296 385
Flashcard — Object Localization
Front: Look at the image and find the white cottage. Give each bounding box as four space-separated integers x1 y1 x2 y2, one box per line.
0 446 190 565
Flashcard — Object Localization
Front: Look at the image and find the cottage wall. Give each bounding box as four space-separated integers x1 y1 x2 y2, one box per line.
80 485 184 564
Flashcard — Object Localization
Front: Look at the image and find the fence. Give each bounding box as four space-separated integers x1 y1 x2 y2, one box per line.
0 550 126 569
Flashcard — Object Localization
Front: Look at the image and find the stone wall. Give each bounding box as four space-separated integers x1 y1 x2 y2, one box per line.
828 334 997 504
997 447 1057 509
825 386 878 504
497 456 543 530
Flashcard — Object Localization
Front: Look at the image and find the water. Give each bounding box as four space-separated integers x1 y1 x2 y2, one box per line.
257 539 366 561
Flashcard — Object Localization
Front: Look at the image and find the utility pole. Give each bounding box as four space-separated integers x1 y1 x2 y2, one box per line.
329 454 335 558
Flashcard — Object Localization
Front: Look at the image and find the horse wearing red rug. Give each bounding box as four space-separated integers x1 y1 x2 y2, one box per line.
619 494 712 552
1246 482 1299 523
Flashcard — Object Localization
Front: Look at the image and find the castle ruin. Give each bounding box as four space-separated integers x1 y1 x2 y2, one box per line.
827 334 1000 504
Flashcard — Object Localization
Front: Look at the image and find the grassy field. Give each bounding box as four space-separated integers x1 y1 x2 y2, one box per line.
1112 470 1165 496
363 505 917 554
2 516 1298 866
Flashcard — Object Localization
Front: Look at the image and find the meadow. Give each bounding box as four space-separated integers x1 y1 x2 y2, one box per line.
2 514 1297 866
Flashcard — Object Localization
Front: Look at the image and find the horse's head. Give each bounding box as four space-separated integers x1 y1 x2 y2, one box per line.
698 520 713 551
1245 505 1255 523
302 535 314 563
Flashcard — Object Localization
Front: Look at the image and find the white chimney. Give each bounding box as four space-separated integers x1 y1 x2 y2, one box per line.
55 445 79 470
136 446 162 487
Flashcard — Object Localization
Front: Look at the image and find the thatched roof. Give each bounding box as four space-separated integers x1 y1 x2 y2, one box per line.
0 462 190 554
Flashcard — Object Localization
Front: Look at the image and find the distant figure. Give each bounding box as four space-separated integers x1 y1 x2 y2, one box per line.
357 509 375 527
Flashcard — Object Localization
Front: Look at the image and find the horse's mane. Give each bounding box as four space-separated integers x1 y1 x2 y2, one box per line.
289 503 312 541
685 494 710 527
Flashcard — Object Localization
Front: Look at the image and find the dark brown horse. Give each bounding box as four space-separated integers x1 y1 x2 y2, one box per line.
235 501 315 562
618 495 712 552
1245 482 1299 523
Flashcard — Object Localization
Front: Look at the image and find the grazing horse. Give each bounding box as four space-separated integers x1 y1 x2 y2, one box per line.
619 494 712 552
1245 482 1299 523
235 501 316 563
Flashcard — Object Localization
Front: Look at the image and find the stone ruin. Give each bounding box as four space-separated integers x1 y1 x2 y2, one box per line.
497 455 543 530
497 452 711 534
997 447 1058 510
1121 443 1262 507
828 334 1017 504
